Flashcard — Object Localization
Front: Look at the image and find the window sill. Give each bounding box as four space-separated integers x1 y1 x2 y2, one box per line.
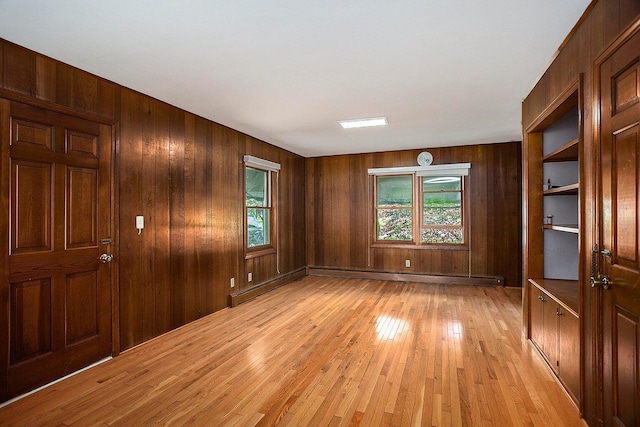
245 247 276 260
371 243 469 251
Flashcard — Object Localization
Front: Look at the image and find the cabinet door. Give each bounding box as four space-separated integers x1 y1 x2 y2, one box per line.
558 309 580 403
543 300 559 366
529 286 545 351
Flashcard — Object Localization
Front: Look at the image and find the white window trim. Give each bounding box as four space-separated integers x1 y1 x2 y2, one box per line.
368 163 470 177
244 155 281 172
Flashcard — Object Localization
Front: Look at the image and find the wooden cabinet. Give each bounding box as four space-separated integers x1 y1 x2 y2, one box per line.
528 279 580 404
529 286 545 352
557 305 580 403
523 78 582 407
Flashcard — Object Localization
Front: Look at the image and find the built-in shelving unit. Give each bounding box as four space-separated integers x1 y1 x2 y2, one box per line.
523 76 582 407
543 224 579 234
528 278 579 315
543 138 579 162
544 183 579 196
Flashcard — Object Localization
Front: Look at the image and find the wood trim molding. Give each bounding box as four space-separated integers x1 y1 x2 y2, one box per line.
527 76 580 133
307 266 503 287
230 267 307 307
0 88 117 125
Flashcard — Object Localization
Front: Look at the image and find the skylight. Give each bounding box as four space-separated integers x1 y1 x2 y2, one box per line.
339 117 388 129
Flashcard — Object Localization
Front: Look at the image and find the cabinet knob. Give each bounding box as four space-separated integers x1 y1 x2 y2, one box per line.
556 310 563 316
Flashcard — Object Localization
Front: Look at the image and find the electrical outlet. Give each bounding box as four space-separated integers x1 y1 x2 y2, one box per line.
230 277 235 288
405 259 411 268
248 272 253 282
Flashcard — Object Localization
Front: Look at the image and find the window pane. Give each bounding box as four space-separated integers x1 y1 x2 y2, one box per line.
377 176 412 207
421 228 463 244
422 176 461 192
246 168 267 207
377 208 412 240
247 208 270 247
423 192 461 225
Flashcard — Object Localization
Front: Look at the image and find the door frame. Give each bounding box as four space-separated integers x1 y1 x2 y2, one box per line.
592 15 640 426
0 92 120 399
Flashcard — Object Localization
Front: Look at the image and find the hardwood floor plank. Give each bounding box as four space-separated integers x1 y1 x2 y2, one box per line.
0 277 583 426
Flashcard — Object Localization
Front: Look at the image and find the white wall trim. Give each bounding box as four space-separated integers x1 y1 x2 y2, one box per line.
368 163 471 176
244 155 281 171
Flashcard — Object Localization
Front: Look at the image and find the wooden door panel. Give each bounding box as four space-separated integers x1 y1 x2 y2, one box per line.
612 58 639 114
598 22 640 427
558 310 580 402
613 126 638 266
543 299 558 364
11 160 52 254
611 307 639 427
10 278 52 364
66 130 98 158
1 101 112 400
67 167 97 248
529 285 544 350
11 119 53 151
8 250 99 282
65 270 99 345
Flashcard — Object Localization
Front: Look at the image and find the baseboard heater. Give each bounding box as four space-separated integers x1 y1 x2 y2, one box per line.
230 267 307 307
307 266 503 287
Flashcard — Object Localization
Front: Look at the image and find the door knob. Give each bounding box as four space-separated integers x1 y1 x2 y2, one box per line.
590 275 611 290
99 253 114 264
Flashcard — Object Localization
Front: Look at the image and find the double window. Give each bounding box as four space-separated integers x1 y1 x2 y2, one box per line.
244 156 280 253
371 164 469 246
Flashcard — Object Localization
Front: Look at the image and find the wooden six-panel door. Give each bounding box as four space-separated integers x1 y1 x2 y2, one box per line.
0 100 113 400
597 21 640 426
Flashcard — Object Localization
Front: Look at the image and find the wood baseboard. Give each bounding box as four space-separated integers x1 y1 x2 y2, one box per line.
230 267 307 307
230 266 503 308
307 267 503 286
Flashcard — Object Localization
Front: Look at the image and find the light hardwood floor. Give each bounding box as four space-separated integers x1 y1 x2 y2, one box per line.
0 276 584 426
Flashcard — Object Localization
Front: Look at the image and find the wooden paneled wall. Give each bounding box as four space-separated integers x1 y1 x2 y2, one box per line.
306 142 522 287
522 1 640 424
0 40 306 352
0 40 119 121
118 91 306 348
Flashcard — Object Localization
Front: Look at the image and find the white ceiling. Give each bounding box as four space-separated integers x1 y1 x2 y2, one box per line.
0 0 591 157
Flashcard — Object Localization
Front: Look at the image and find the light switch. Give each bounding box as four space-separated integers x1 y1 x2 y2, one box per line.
136 215 144 235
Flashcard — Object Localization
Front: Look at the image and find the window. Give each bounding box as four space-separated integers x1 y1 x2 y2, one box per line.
421 176 463 244
376 176 413 241
370 163 469 246
246 167 271 248
244 156 280 253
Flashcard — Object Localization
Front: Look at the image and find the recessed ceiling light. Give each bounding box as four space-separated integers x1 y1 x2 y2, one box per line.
339 117 388 129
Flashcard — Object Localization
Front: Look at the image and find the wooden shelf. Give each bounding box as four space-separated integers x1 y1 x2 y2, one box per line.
544 183 579 196
543 224 579 234
528 278 579 316
543 138 579 162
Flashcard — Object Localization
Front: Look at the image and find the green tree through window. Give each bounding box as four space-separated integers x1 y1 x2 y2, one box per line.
374 174 465 245
246 167 270 248
376 176 413 240
421 176 463 244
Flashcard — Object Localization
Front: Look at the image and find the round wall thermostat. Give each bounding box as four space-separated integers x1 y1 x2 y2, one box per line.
417 151 433 166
